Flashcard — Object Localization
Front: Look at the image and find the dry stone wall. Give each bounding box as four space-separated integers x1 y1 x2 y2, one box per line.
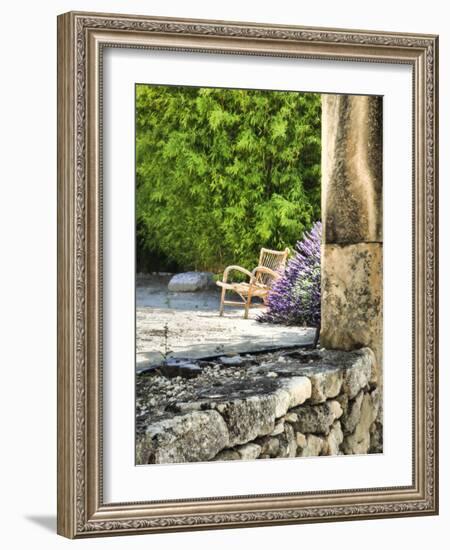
136 348 382 464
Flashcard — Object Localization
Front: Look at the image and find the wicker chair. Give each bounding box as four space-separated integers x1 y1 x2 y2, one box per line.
216 247 290 319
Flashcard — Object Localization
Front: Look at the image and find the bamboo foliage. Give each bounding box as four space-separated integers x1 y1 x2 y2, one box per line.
136 85 321 272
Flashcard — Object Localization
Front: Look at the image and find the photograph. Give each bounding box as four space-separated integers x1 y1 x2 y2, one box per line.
134 84 383 465
55 10 438 537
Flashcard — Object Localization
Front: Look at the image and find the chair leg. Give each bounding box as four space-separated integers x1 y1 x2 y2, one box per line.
219 287 226 316
244 289 253 319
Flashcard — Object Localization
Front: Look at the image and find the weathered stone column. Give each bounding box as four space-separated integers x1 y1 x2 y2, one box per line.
320 94 383 384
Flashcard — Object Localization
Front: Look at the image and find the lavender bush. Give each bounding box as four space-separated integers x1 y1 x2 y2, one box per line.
259 221 321 327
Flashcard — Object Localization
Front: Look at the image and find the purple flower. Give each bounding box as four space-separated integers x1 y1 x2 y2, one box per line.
258 221 321 327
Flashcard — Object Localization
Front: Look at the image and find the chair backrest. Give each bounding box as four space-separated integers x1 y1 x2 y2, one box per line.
256 247 290 286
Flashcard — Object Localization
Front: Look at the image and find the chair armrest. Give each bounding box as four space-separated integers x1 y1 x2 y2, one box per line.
221 265 253 284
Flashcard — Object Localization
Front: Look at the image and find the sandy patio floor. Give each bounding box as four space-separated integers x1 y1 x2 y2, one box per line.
136 275 315 372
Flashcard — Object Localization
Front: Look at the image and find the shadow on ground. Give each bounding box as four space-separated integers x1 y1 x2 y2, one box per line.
24 515 56 533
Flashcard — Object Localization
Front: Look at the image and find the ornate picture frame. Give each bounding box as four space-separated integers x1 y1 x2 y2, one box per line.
57 11 438 538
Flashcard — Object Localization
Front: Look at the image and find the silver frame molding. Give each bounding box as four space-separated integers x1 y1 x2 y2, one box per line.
57 11 439 538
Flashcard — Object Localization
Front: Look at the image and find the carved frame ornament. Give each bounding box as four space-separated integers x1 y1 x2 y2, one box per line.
57 11 438 538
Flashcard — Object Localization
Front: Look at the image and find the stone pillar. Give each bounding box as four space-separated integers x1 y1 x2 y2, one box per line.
320 94 383 384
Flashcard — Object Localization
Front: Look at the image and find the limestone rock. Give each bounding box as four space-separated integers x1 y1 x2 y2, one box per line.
160 361 202 379
321 94 382 245
296 432 307 449
276 423 297 458
320 96 384 388
141 410 230 464
321 244 382 370
340 390 364 434
369 421 383 454
273 377 312 417
291 400 343 435
328 400 343 419
299 434 324 457
271 419 285 436
255 436 280 458
322 421 344 455
213 449 240 461
370 387 382 420
308 368 343 404
249 349 375 404
136 346 383 464
168 271 213 292
369 388 383 454
220 355 244 366
237 442 262 460
175 375 310 447
336 393 349 417
284 412 299 423
342 393 377 454
342 349 374 398
217 394 277 446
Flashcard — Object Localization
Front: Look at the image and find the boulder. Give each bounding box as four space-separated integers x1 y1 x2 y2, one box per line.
168 271 213 292
140 410 230 464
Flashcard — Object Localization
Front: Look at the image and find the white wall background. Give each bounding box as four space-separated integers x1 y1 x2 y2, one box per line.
0 0 446 548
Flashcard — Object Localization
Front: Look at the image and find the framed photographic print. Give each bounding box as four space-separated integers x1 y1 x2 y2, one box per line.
57 11 439 538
